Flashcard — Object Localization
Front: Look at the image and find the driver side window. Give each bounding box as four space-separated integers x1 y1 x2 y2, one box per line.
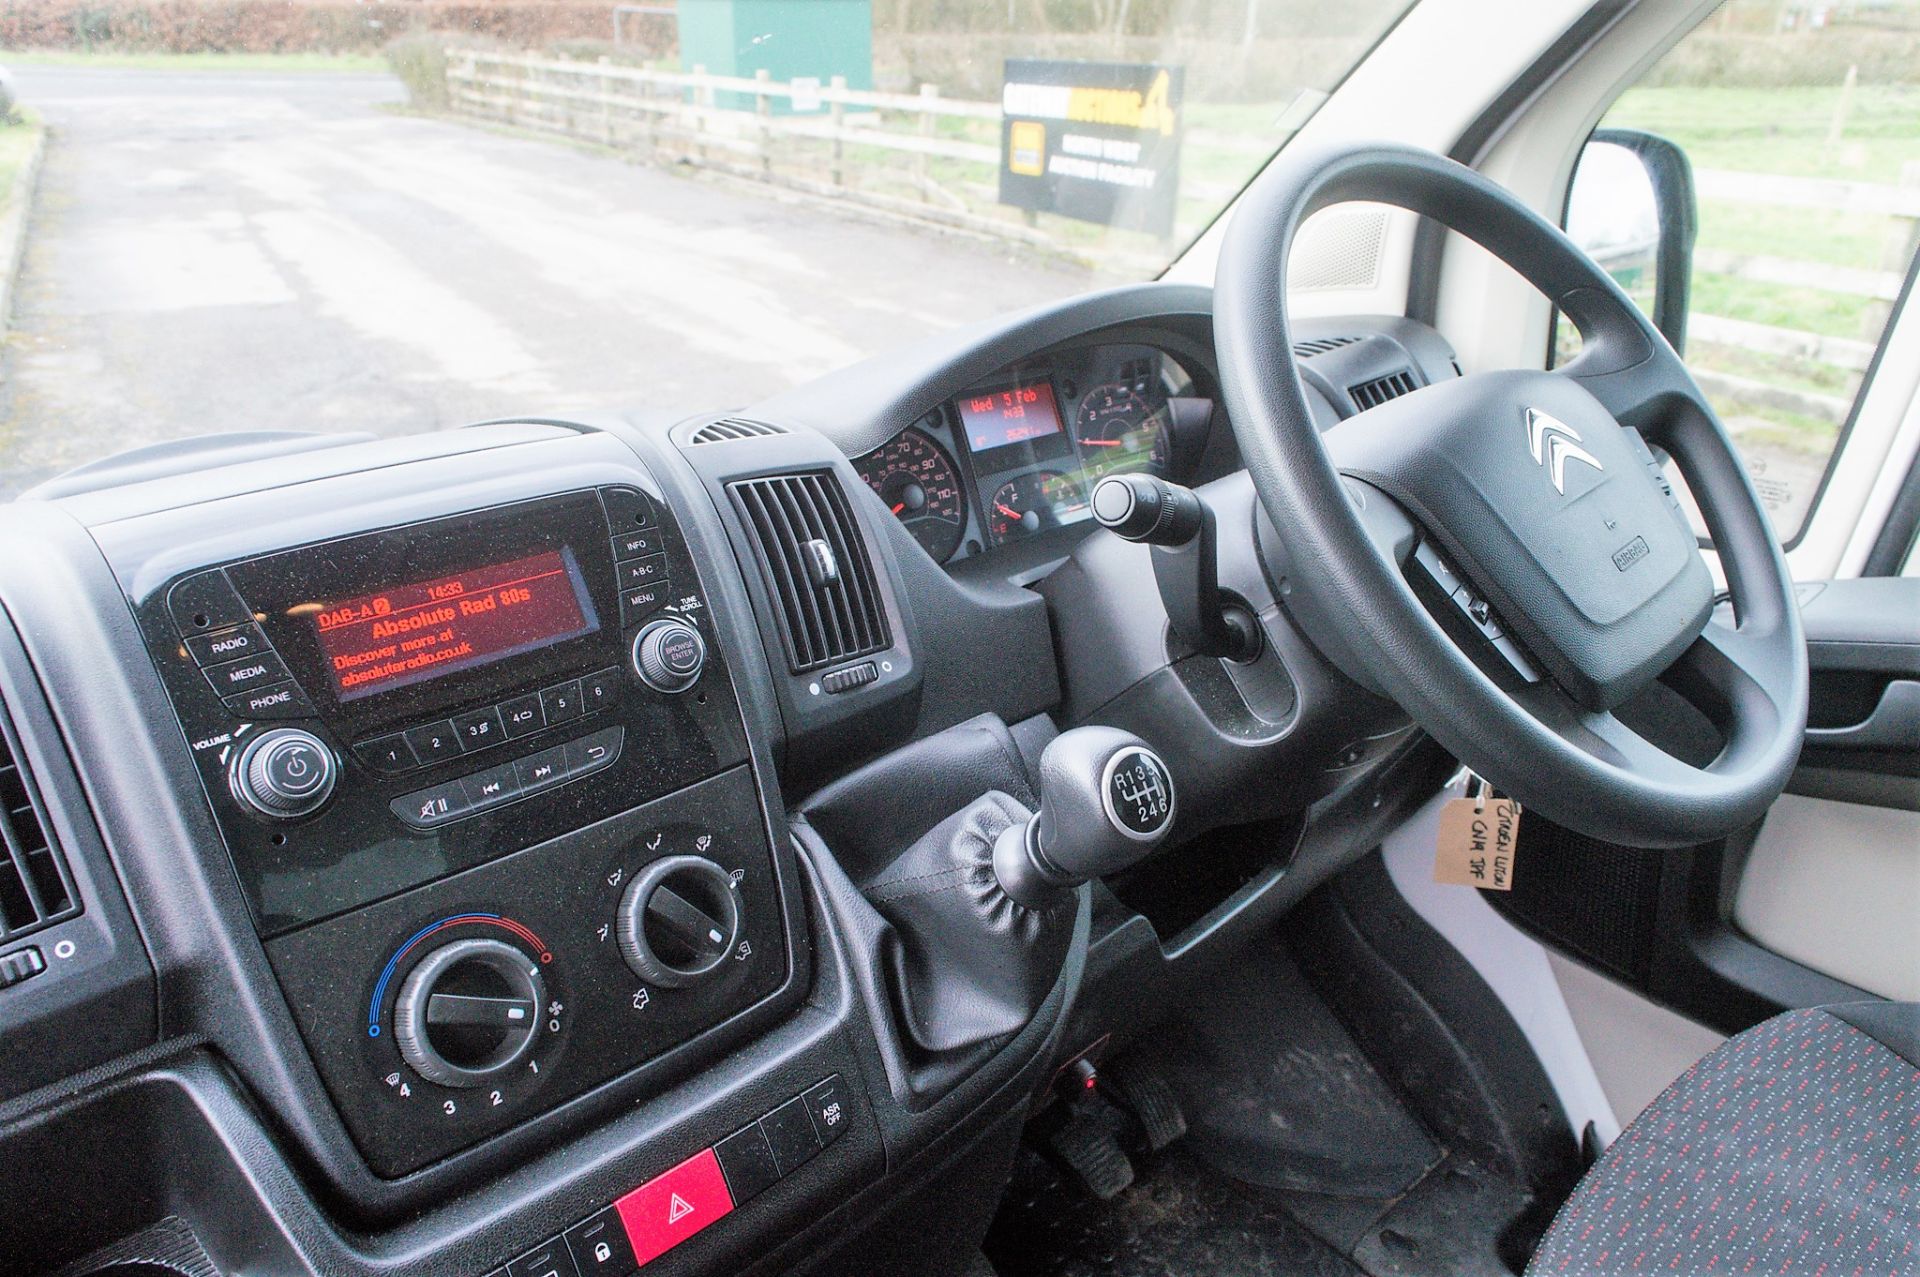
1564 0 1920 544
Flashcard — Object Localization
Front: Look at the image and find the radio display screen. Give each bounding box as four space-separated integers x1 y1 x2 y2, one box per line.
311 548 599 701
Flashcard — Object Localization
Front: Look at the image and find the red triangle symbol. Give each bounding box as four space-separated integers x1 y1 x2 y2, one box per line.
667 1193 695 1225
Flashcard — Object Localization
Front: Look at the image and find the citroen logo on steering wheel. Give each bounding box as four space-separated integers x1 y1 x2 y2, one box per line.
1526 408 1604 495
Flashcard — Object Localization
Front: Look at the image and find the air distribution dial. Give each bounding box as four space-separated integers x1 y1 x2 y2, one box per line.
228 727 337 820
632 618 706 694
616 855 741 988
393 937 547 1088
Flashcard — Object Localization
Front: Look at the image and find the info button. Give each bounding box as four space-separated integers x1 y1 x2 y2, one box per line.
612 1148 734 1268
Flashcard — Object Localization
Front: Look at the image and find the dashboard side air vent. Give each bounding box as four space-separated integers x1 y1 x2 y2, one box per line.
690 417 788 444
1348 369 1418 411
0 698 78 941
1292 335 1361 358
729 472 891 673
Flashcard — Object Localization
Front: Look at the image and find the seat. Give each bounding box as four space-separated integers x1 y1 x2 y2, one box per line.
1529 1002 1919 1276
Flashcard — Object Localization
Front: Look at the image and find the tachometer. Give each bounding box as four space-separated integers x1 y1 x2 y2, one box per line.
853 427 967 564
1074 382 1169 476
987 471 1085 545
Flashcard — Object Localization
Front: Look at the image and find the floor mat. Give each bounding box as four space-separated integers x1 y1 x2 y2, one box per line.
983 1144 1362 1277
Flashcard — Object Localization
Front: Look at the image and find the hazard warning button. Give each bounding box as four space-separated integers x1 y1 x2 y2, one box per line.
613 1147 737 1267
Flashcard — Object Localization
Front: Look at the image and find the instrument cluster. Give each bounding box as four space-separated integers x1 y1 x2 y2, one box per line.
852 344 1200 565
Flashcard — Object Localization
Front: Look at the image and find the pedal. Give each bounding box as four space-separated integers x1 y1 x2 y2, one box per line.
1045 1094 1135 1199
1104 1059 1187 1152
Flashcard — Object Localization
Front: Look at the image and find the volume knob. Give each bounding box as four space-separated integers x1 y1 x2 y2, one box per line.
632 619 706 694
229 727 336 820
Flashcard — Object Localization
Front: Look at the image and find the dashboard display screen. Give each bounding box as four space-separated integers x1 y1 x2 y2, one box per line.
312 549 599 701
958 382 1064 455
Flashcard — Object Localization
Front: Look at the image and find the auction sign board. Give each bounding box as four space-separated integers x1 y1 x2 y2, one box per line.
998 60 1185 237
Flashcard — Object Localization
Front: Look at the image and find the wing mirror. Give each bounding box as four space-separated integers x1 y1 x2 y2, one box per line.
1565 128 1699 355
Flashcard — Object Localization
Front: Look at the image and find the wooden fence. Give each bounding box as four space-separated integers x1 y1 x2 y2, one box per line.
446 51 1919 426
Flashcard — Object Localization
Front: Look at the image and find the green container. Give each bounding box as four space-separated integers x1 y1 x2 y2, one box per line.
677 0 874 114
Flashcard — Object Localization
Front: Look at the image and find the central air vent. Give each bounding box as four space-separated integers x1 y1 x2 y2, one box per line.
690 418 788 444
1292 335 1361 358
0 700 78 941
729 472 891 673
1348 369 1419 411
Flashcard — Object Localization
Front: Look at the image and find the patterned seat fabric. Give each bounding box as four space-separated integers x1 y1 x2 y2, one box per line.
1528 1003 1919 1276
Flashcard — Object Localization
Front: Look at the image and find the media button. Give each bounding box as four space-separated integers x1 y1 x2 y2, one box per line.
185 622 270 667
541 680 584 725
581 667 623 714
610 528 663 561
224 681 316 720
499 693 546 739
453 706 504 752
618 554 669 589
354 733 417 774
404 719 461 765
204 649 292 696
460 762 521 811
514 745 569 792
391 779 469 829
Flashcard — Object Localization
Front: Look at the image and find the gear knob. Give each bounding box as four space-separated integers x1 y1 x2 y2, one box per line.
994 726 1177 908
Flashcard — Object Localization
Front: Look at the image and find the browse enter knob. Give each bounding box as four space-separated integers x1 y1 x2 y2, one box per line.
632 619 707 693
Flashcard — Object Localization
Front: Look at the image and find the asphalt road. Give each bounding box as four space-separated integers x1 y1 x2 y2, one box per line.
0 66 1093 495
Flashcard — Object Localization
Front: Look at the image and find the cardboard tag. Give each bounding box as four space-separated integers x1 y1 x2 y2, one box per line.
1434 796 1520 891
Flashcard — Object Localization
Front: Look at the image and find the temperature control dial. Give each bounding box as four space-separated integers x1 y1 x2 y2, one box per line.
229 727 336 820
392 937 547 1088
617 855 741 987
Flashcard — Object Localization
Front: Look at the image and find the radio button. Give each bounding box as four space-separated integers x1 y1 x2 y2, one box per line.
581 668 623 714
610 528 663 562
618 554 670 589
620 581 672 627
499 693 546 738
460 762 521 811
391 779 469 828
354 733 417 774
169 569 253 636
224 681 316 720
601 487 656 532
204 650 292 696
404 719 461 765
185 622 270 667
541 680 584 725
515 745 569 791
453 706 504 752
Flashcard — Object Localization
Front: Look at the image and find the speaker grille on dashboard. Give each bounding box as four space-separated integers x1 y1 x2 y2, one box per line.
0 698 78 941
728 472 890 673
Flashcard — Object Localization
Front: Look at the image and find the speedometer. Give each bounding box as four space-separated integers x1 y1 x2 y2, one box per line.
853 427 967 564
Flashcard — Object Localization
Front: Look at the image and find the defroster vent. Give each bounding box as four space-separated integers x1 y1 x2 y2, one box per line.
690 418 788 444
730 472 891 673
0 699 78 941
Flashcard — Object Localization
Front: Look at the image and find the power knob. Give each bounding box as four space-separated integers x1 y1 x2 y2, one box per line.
616 855 741 987
392 937 546 1089
632 619 706 694
229 727 336 820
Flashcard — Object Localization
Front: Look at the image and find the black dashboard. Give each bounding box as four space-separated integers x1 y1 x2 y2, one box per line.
0 284 1463 1277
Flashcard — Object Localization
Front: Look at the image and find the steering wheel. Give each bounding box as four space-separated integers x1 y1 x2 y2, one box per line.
1214 142 1806 849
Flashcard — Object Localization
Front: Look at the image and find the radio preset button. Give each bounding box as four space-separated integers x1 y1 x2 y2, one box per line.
499 693 546 738
453 706 504 752
618 554 669 589
610 529 662 562
600 487 655 532
355 733 417 774
404 720 461 765
185 622 270 667
581 667 623 713
204 650 292 696
541 680 584 725
224 681 316 720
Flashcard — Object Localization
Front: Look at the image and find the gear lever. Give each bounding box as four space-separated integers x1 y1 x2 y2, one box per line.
994 726 1178 908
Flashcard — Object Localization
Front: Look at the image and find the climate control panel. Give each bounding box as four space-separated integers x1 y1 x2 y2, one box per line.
265 766 794 1177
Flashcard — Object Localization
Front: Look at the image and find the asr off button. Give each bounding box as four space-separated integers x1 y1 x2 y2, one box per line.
230 727 337 821
632 619 706 694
